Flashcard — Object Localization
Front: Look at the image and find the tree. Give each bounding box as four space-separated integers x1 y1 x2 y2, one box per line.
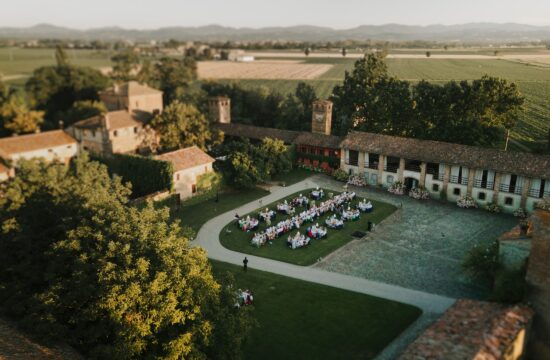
152 100 222 151
342 47 347 57
25 65 109 126
54 45 69 67
227 150 262 188
425 51 431 58
136 59 155 85
257 137 292 178
59 100 106 127
153 57 198 105
295 82 318 129
0 156 254 359
304 48 310 56
0 95 44 134
110 50 139 81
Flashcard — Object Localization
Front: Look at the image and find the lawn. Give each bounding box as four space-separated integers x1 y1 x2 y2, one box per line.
271 168 313 186
210 260 421 360
165 186 269 233
220 188 397 266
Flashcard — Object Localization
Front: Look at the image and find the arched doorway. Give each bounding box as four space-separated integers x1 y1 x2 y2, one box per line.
404 177 419 191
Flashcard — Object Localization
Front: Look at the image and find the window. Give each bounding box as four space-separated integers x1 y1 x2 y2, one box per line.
204 166 208 172
176 173 180 181
387 175 394 184
432 183 439 192
505 197 514 206
48 149 53 153
478 192 486 200
66 145 72 149
192 184 197 194
134 127 138 134
453 188 461 196
113 130 118 137
370 173 378 184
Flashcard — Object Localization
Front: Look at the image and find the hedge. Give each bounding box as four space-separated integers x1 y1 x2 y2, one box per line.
93 154 174 198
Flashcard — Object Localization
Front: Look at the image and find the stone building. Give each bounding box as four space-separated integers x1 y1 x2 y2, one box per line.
213 96 550 212
155 146 215 199
99 81 163 114
208 97 231 124
400 299 534 360
0 130 78 167
525 198 550 358
72 110 153 155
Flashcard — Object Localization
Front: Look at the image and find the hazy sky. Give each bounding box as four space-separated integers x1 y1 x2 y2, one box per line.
3 0 550 29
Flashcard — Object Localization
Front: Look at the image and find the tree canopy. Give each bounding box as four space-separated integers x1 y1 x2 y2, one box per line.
0 155 254 359
151 100 223 152
331 53 524 146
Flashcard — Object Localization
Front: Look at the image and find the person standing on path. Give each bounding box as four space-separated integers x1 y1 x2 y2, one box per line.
243 257 249 272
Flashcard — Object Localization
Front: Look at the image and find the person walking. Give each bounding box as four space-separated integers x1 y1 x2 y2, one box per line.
243 257 249 272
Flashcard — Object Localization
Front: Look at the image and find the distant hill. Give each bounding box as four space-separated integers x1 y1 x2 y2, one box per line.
1 23 550 43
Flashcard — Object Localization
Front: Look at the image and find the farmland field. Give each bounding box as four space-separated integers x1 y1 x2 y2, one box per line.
197 60 332 79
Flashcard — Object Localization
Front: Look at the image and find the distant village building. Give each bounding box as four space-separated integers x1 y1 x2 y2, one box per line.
99 81 163 114
399 299 534 360
155 146 215 199
72 110 152 155
227 50 254 62
0 130 78 167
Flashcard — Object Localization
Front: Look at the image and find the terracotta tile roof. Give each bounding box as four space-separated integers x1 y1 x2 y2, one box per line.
101 81 162 97
0 130 77 157
341 131 550 179
156 146 215 172
293 132 342 149
400 299 534 360
0 318 83 359
215 123 301 144
73 110 152 131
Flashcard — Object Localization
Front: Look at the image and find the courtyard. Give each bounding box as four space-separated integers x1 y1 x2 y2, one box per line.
313 176 519 299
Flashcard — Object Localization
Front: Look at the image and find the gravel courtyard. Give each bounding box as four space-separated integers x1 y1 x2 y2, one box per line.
313 176 518 299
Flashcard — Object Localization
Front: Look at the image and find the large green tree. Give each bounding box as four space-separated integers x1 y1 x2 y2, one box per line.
151 100 222 151
153 57 198 105
0 156 254 359
110 50 140 81
25 65 109 127
0 94 44 135
60 100 107 127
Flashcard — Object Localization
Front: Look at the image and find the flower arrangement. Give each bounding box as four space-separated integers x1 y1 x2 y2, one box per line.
484 203 502 213
408 187 430 200
388 181 406 195
347 174 367 187
513 208 528 219
298 163 329 174
457 195 478 209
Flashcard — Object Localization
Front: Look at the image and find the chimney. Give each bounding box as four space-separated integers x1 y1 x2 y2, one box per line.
311 100 333 135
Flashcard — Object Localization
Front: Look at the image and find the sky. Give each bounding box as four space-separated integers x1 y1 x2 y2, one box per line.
2 0 550 29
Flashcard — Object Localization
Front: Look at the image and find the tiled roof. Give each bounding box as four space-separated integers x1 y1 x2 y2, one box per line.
400 299 534 360
341 131 550 179
215 123 301 144
156 146 215 172
101 81 162 97
0 130 77 157
73 110 152 131
294 132 342 149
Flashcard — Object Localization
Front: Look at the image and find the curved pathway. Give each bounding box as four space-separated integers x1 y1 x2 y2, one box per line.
193 177 456 359
194 178 455 313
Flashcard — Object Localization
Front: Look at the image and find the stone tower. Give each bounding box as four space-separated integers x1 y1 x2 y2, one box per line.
209 97 231 124
311 100 333 135
526 199 550 358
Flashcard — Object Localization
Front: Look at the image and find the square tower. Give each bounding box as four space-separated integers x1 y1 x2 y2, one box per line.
311 100 333 135
209 97 231 124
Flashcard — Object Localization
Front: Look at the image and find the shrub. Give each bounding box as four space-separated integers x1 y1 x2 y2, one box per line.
92 153 174 198
332 169 349 182
463 240 499 285
513 207 528 218
484 202 502 213
409 187 430 200
197 171 222 193
347 174 367 187
491 266 527 304
457 195 478 208
388 181 406 195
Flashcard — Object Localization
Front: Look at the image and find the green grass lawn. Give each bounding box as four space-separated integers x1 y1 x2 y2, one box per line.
220 188 397 266
165 186 269 233
271 168 313 186
210 260 421 360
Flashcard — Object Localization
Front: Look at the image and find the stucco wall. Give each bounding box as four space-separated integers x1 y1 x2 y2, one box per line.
173 163 214 199
9 143 78 164
110 125 143 154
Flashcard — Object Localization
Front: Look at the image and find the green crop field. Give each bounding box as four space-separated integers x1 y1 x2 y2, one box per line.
231 57 550 150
